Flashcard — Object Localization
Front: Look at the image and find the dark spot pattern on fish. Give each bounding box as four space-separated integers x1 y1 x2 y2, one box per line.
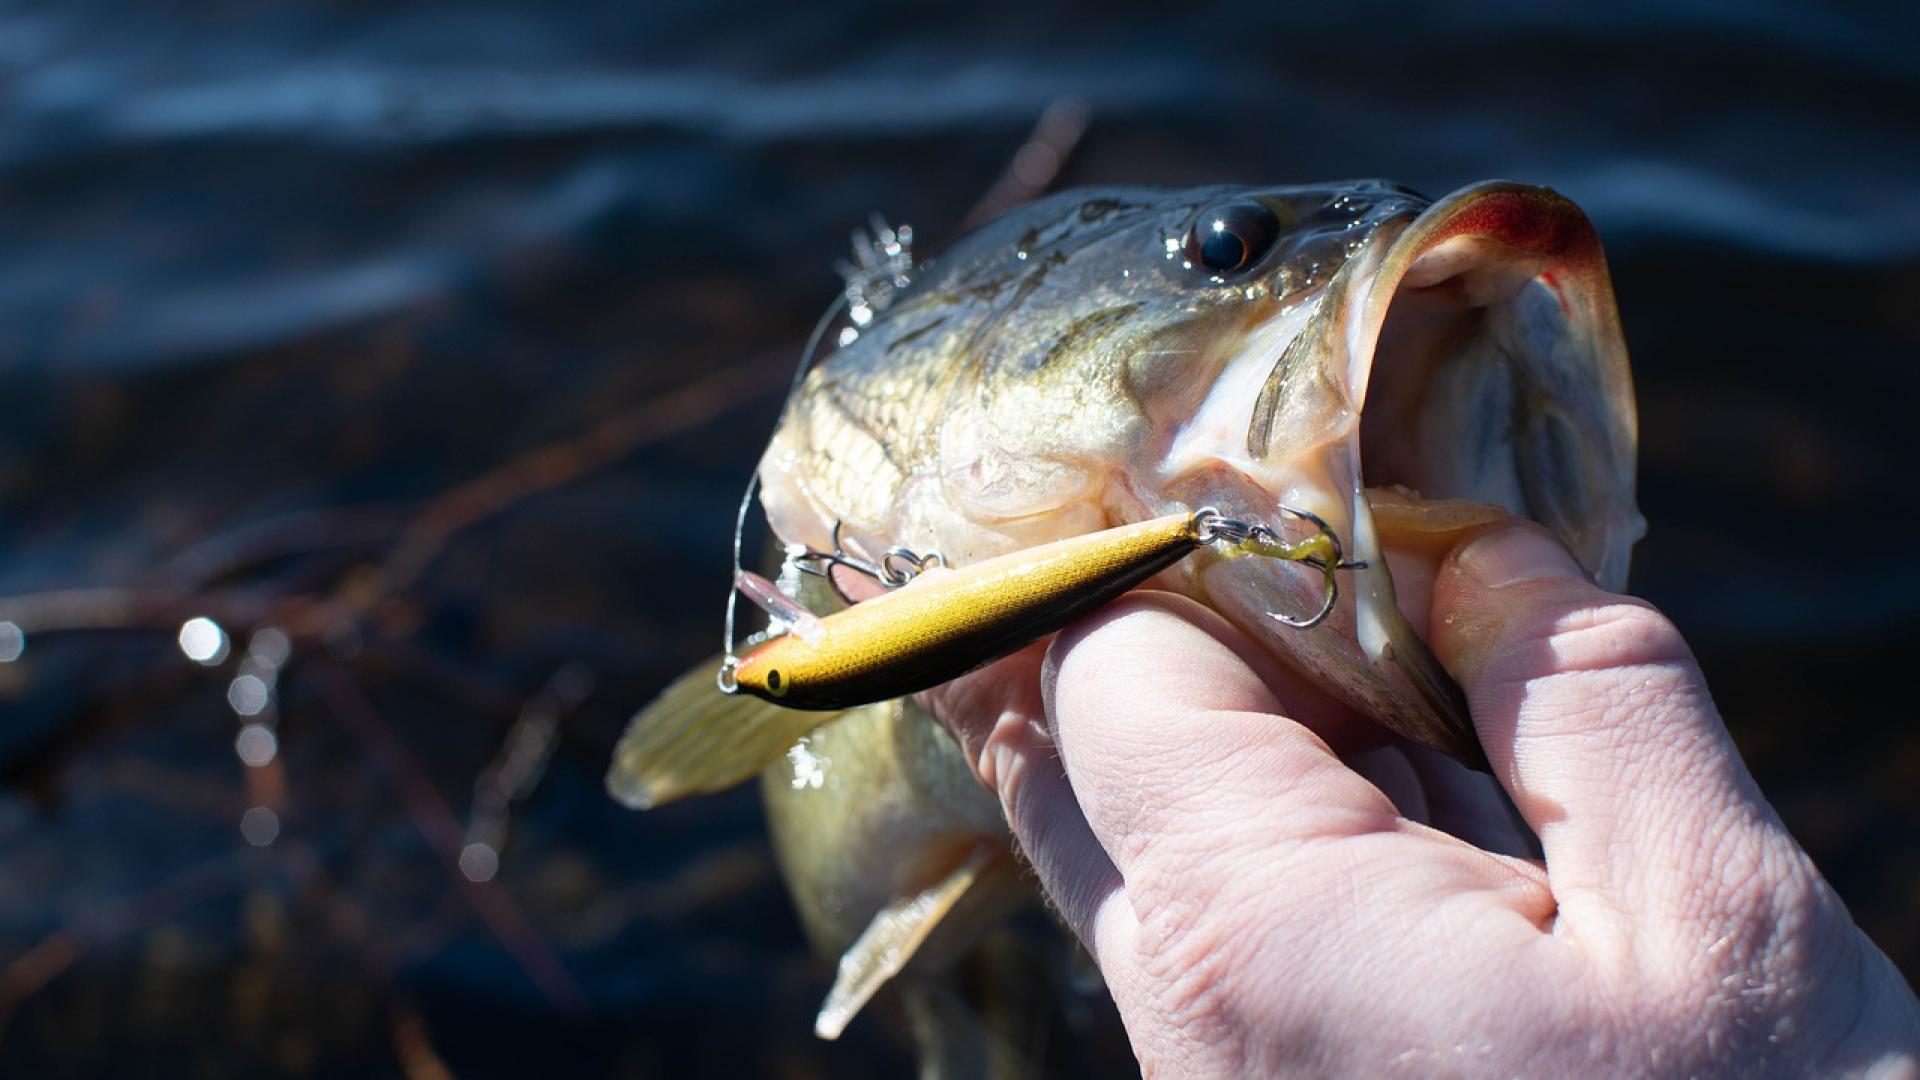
1248 272 1354 459
1248 324 1315 458
1076 197 1140 224
885 314 951 355
820 378 908 473
962 249 1069 355
1035 303 1142 372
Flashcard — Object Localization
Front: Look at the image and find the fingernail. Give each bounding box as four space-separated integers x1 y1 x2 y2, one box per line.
1454 524 1584 588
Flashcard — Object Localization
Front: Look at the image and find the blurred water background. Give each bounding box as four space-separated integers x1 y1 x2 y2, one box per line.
1 1 1916 1075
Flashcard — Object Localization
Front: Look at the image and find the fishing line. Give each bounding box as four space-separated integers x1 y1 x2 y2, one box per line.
719 293 849 691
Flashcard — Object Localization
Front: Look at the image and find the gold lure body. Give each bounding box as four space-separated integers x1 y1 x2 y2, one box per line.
730 511 1209 709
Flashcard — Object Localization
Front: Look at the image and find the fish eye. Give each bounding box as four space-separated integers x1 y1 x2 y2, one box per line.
1184 201 1281 276
765 669 787 696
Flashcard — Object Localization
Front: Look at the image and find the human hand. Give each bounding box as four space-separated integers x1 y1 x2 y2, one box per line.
923 521 1920 1076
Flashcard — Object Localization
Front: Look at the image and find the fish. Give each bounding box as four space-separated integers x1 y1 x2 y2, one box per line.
609 179 1642 1060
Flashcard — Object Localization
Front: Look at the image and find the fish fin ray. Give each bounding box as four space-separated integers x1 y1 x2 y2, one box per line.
814 842 1001 1040
605 655 839 809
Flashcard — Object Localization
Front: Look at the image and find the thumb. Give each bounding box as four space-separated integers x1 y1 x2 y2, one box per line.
1429 522 1796 940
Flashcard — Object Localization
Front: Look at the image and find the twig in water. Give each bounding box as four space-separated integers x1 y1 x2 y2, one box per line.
958 97 1092 233
310 662 587 1015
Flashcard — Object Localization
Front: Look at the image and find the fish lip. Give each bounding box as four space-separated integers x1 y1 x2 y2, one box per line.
1353 182 1639 756
1177 181 1640 768
1349 179 1642 587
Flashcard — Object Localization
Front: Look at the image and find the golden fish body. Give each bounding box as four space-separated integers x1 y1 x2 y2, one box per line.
759 698 1019 1031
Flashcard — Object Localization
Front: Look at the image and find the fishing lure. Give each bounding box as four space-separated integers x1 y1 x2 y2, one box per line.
721 505 1358 711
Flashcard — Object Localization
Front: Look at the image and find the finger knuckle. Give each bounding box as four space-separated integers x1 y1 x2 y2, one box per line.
1612 815 1865 1068
1493 599 1710 743
1675 817 1843 990
1128 870 1259 1068
1540 599 1694 676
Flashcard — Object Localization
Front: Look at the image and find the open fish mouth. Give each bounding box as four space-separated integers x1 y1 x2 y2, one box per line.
1156 182 1643 765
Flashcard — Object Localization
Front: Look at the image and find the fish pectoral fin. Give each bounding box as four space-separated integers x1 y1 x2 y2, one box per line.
605 655 842 810
815 842 1003 1041
1381 611 1489 772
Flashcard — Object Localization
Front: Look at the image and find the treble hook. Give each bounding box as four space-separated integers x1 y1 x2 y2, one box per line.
1194 505 1367 630
789 522 945 604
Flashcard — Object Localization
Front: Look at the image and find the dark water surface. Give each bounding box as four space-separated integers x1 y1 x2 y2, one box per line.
2 2 1916 1075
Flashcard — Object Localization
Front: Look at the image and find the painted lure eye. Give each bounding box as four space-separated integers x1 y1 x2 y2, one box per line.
1184 201 1281 275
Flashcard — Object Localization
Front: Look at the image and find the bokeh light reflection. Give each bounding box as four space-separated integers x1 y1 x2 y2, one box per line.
234 722 278 767
239 806 280 847
226 673 270 716
177 617 229 665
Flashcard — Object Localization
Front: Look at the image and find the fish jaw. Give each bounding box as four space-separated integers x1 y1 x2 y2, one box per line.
1148 182 1642 764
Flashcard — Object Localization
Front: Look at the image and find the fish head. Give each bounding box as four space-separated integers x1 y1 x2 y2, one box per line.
761 181 1643 764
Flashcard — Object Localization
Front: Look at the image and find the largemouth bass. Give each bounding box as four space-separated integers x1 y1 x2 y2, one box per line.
611 179 1641 1062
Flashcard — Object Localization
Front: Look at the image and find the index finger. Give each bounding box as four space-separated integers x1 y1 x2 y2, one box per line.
1040 591 1401 884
